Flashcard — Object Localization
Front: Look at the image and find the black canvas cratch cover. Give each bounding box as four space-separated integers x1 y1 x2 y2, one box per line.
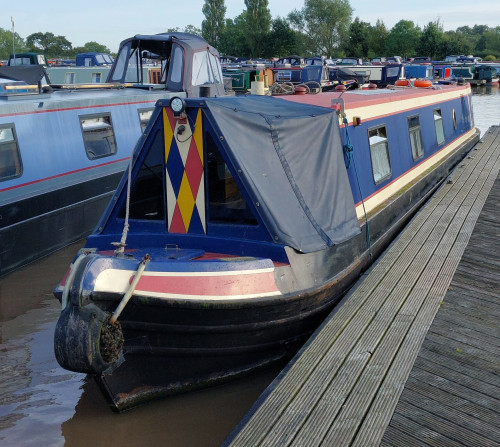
204 95 360 252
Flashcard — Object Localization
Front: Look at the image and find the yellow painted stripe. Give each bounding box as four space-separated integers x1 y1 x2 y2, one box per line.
177 171 195 232
163 108 174 161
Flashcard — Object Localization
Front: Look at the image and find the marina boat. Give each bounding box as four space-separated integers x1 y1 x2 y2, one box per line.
0 32 225 277
53 81 479 411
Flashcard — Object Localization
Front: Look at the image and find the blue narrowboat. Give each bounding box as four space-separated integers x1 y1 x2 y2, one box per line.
53 82 479 411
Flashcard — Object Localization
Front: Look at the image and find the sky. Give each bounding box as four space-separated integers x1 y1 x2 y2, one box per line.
6 0 500 53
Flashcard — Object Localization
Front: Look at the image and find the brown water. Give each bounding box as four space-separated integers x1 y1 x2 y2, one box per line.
1 86 498 447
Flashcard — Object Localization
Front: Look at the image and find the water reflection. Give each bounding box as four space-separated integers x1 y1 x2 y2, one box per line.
1 86 499 447
471 84 499 136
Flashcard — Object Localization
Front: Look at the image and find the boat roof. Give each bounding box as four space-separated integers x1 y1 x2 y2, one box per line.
118 32 212 53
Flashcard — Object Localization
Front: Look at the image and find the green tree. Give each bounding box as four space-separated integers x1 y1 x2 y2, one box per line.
418 20 445 60
26 32 72 57
482 27 500 58
218 15 251 57
385 20 421 59
202 0 226 48
265 17 299 58
441 31 473 58
290 0 352 57
244 0 272 57
368 20 389 58
0 27 27 59
346 18 371 57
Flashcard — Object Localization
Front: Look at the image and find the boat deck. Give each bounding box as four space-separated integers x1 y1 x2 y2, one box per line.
222 125 500 447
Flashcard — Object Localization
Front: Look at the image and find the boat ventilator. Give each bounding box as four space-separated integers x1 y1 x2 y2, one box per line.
342 113 373 259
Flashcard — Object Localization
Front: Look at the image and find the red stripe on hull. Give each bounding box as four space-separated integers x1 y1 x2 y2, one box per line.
135 271 279 296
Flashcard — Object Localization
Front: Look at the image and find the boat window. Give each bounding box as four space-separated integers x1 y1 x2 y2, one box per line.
192 50 223 86
206 133 257 225
91 72 101 83
169 45 184 84
138 108 154 132
368 125 391 184
109 42 130 82
452 109 457 130
407 115 424 160
65 72 75 84
80 114 117 160
433 109 445 145
0 124 22 181
124 46 141 83
119 130 164 220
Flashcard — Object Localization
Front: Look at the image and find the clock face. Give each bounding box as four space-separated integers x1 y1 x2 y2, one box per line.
170 97 184 113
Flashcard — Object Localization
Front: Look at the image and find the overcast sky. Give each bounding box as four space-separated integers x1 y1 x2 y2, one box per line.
6 0 500 53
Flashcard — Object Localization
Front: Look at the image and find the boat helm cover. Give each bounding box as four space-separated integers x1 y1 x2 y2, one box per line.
203 95 360 252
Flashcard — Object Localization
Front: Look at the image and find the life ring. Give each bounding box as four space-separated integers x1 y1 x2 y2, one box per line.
395 79 410 86
414 79 432 88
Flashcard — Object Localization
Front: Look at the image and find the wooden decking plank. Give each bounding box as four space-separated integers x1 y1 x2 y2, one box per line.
412 352 500 397
391 399 498 447
403 365 500 413
439 288 500 316
225 128 500 447
416 349 500 387
385 413 473 447
404 377 500 426
400 380 500 441
428 318 500 353
419 337 500 377
423 332 500 371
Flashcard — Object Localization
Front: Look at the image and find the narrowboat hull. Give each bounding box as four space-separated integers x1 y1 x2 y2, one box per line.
53 84 479 411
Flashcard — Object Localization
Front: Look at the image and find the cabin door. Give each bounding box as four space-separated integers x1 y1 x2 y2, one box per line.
162 107 206 234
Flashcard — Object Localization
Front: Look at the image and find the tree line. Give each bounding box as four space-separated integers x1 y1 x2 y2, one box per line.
1 0 499 61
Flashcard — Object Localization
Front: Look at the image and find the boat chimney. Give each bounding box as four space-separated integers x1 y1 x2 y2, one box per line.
200 86 211 97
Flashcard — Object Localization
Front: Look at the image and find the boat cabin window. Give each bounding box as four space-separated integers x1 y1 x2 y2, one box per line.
452 109 457 130
206 134 257 225
119 130 164 220
165 45 184 91
91 72 102 83
65 72 75 84
0 124 22 181
192 50 223 86
368 125 391 184
80 114 117 160
138 108 154 132
407 115 424 160
433 109 445 145
109 43 130 82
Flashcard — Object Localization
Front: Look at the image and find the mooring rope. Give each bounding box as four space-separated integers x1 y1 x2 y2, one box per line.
109 254 151 325
342 114 373 259
113 157 133 255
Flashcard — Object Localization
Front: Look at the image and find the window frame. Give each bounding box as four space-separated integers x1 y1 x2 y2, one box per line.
407 114 424 161
367 124 392 185
0 123 23 182
433 108 445 146
79 113 118 160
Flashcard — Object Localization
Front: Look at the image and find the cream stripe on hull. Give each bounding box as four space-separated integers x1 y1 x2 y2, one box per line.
355 128 476 218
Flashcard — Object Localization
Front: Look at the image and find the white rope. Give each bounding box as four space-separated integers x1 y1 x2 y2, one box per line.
109 254 151 324
114 157 132 255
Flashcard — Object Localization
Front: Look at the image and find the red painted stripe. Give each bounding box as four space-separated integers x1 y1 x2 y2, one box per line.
0 156 130 193
135 271 279 296
0 99 157 118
